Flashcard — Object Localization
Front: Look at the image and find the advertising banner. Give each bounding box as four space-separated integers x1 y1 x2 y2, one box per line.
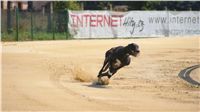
68 10 200 38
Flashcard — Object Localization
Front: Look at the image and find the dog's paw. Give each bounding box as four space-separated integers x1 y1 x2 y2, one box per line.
95 77 109 85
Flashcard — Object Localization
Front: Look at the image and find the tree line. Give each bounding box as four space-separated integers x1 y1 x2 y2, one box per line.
54 1 200 11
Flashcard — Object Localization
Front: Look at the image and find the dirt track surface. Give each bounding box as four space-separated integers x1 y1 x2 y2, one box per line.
2 37 200 111
190 67 200 84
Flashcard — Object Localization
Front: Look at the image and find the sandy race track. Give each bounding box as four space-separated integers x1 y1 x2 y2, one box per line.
2 37 200 111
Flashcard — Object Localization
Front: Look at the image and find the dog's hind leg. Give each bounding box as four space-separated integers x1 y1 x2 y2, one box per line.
98 58 110 78
98 49 113 78
102 58 110 71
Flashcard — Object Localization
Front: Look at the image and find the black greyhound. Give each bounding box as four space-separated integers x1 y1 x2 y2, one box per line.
97 43 140 80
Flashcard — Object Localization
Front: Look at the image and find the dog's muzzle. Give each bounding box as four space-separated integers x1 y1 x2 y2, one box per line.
131 50 140 57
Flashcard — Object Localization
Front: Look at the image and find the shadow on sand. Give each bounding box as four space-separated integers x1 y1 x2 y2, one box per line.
84 81 110 89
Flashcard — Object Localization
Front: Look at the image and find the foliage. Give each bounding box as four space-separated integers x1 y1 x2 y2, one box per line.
141 1 162 10
82 1 200 11
83 1 111 10
141 1 199 10
53 1 81 11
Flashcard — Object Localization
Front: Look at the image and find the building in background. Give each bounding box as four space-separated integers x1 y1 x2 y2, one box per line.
1 1 52 12
1 1 28 11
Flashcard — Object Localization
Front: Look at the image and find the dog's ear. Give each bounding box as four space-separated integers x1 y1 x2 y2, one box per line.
126 43 134 54
127 43 136 50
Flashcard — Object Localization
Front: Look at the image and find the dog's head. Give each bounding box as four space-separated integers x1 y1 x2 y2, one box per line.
126 43 140 57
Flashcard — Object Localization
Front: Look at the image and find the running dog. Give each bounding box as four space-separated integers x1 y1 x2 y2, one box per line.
97 43 140 81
